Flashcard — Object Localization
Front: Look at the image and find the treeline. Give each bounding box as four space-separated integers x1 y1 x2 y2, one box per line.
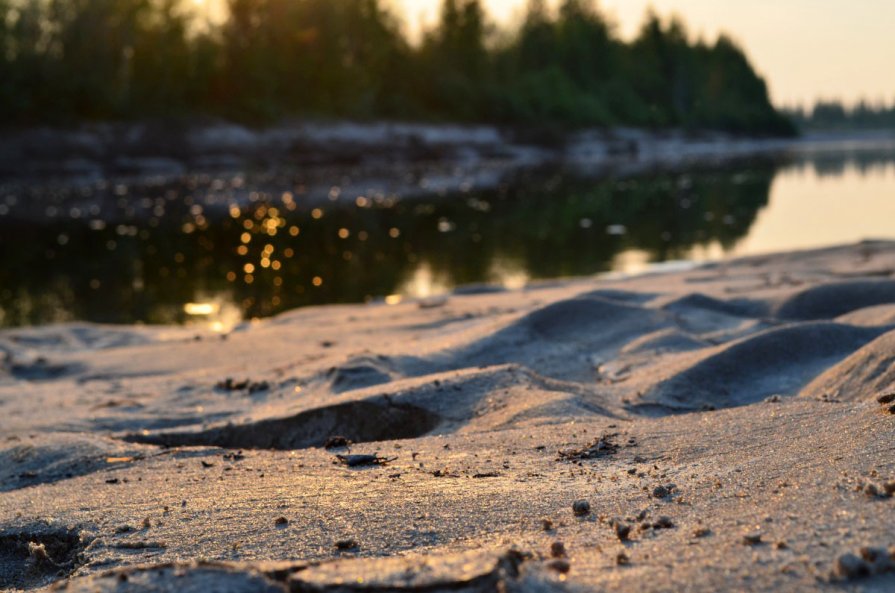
0 0 794 135
784 100 895 131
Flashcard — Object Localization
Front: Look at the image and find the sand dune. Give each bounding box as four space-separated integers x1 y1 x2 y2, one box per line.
800 329 895 401
637 322 889 410
773 279 895 320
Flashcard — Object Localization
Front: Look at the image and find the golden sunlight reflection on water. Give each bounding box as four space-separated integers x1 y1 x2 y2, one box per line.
185 156 895 326
610 250 653 275
489 259 530 290
183 299 243 333
397 263 450 300
2 145 894 328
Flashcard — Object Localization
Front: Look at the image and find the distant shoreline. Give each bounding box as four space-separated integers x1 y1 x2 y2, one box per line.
3 120 891 183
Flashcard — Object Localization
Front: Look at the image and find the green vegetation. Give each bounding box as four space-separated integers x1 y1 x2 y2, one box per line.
784 100 895 131
0 0 794 135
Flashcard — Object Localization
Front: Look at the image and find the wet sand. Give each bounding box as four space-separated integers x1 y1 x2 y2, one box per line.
2 241 895 591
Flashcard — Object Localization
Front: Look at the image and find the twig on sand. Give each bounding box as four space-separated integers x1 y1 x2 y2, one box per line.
558 434 620 461
336 454 396 467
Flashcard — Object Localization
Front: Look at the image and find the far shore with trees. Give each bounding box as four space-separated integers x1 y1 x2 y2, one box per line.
784 100 895 132
0 0 797 136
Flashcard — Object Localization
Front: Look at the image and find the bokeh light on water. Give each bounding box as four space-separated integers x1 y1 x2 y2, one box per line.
1 146 893 328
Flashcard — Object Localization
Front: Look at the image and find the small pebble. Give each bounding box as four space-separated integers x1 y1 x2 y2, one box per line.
274 517 288 526
652 485 670 499
550 541 567 558
864 483 882 497
546 559 571 574
653 516 674 529
335 539 358 551
876 392 895 404
833 553 871 580
324 436 351 450
542 518 555 531
860 546 894 571
742 533 762 546
615 523 631 541
616 552 630 566
692 527 711 538
572 500 591 516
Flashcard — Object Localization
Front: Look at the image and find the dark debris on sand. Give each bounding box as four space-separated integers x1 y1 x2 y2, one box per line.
324 435 352 450
876 391 895 405
572 500 591 516
336 454 395 467
545 558 571 574
216 378 270 394
833 545 895 581
335 539 359 551
613 521 631 541
0 526 86 589
558 434 620 462
651 484 679 500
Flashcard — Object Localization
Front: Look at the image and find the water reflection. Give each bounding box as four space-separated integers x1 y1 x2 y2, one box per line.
1 146 893 327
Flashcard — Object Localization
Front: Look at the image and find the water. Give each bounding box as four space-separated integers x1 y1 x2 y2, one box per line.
1 142 893 329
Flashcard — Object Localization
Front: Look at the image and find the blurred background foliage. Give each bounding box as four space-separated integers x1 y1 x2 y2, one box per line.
784 100 895 132
0 0 795 134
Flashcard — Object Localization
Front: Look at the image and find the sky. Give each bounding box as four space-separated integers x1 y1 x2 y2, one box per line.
193 0 894 108
390 0 895 108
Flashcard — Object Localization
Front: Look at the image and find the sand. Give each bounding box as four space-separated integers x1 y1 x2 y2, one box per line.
2 241 895 591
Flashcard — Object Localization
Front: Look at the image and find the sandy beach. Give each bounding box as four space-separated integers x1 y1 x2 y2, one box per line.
2 240 895 591
2 0 892 590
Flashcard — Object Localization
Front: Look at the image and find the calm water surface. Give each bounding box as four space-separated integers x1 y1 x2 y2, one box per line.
2 142 894 328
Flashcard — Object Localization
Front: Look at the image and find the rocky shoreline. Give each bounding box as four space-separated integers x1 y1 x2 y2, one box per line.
0 120 811 182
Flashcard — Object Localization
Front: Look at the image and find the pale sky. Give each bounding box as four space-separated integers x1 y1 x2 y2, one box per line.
391 0 895 107
194 0 894 107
